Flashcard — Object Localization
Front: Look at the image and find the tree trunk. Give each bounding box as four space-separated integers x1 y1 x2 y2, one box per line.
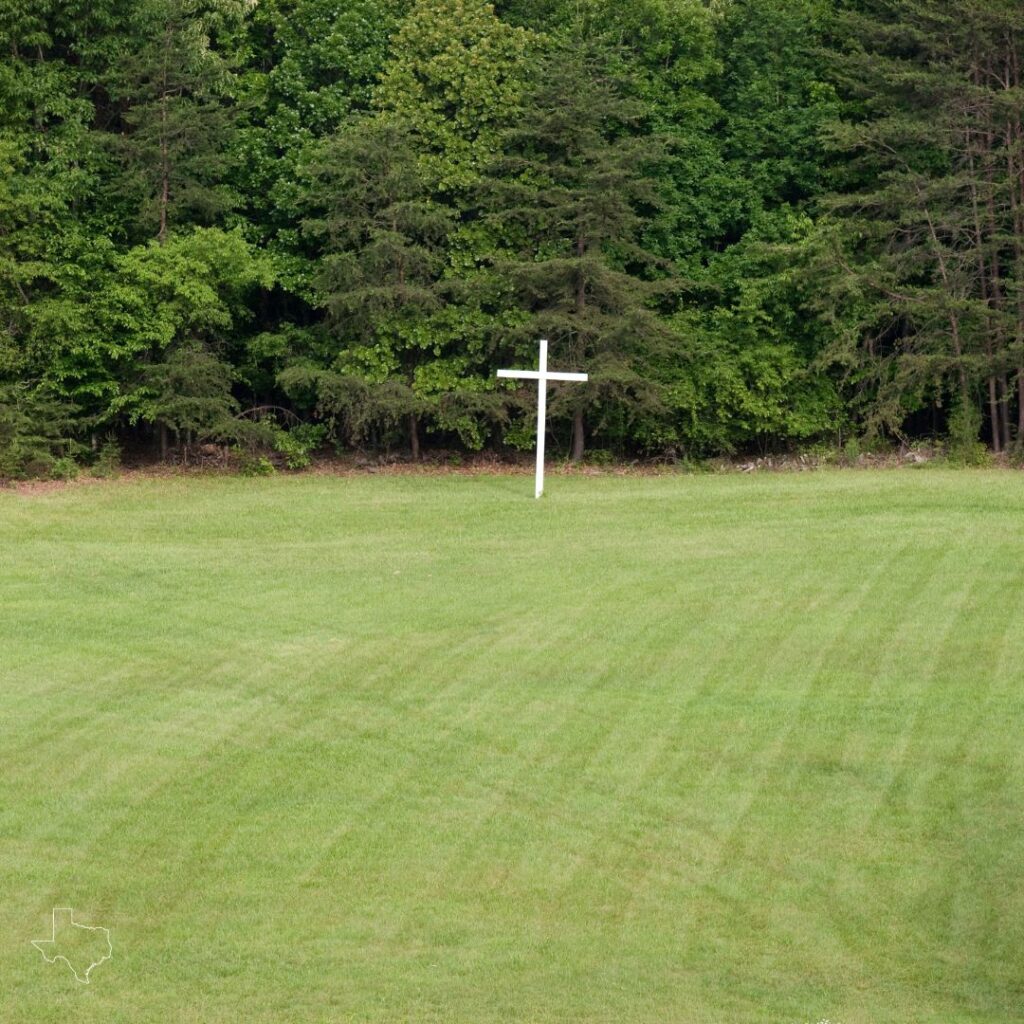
571 234 588 463
999 374 1011 450
570 409 585 462
575 235 586 314
408 412 420 460
919 194 971 408
159 422 168 461
157 21 172 245
1006 39 1024 438
158 130 169 244
967 95 1001 451
988 376 1001 453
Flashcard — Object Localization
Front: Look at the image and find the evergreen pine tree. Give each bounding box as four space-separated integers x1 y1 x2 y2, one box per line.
106 0 240 244
299 117 455 456
817 0 1024 449
483 34 675 459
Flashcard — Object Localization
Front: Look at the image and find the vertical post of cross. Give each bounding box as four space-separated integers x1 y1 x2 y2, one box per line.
535 338 548 499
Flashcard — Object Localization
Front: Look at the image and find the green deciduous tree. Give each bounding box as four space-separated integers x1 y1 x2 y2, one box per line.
375 0 534 194
236 0 408 295
0 2 102 382
43 229 269 452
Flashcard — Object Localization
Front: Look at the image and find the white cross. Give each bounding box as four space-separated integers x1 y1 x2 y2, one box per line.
497 338 588 498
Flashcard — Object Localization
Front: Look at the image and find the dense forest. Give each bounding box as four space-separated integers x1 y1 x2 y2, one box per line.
2 0 1023 476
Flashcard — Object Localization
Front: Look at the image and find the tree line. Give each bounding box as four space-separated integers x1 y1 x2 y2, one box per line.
2 0 1022 477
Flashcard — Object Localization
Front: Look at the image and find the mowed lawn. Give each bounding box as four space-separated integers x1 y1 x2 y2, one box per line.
1 470 1023 1024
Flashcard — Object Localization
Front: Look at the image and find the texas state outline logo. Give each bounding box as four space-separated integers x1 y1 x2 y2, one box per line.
31 907 112 984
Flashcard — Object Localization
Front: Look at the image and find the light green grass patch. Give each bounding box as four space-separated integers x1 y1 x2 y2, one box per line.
1 470 1022 1022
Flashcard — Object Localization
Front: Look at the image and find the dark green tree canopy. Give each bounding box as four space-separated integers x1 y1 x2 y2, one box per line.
3 0 1023 476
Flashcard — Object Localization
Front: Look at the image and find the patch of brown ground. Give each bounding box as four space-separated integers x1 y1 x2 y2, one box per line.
4 444 1020 495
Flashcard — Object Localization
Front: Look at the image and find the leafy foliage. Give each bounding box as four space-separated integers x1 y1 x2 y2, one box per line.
3 0 1023 474
0 383 78 480
483 33 678 458
812 0 1024 450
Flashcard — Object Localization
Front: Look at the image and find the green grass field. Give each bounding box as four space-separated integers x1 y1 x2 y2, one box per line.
2 469 1023 1023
